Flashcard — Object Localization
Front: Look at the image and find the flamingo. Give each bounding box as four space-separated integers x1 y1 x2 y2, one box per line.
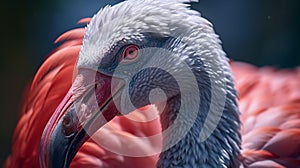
5 0 300 167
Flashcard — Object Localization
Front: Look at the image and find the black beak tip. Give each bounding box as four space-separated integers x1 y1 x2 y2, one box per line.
47 122 70 168
44 119 89 168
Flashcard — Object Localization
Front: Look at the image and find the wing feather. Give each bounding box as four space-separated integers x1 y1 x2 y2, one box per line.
4 24 82 168
232 62 300 167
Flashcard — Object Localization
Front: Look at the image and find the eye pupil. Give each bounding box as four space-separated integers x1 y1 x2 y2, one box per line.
122 45 139 61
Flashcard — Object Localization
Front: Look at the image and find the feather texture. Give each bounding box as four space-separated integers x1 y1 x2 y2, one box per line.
5 15 300 168
232 62 300 167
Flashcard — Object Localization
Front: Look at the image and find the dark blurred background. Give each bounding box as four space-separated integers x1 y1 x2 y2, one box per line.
1 0 300 165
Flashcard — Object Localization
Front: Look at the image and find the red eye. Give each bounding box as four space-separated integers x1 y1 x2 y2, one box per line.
122 45 139 62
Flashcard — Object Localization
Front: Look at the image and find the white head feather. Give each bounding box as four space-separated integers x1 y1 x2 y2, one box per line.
77 0 226 71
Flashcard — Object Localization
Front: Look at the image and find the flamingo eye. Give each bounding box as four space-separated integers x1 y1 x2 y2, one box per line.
121 45 139 62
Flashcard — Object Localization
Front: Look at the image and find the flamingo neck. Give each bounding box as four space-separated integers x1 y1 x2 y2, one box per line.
156 77 241 167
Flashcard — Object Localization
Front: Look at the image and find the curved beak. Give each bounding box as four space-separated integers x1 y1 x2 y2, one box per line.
39 69 124 168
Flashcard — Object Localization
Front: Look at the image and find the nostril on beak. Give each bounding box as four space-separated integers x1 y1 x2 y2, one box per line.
62 109 78 137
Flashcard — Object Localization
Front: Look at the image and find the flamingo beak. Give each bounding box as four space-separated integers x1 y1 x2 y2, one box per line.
39 69 124 168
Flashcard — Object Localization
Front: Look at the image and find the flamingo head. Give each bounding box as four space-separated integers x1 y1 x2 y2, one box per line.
39 0 240 167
